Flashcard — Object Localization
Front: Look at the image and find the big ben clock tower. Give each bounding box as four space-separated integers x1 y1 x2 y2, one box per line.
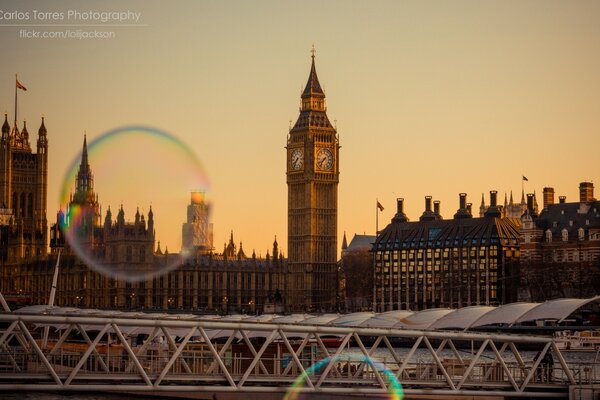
287 50 339 312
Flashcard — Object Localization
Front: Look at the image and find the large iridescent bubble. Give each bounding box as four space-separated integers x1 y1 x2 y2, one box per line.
59 125 210 282
284 354 403 400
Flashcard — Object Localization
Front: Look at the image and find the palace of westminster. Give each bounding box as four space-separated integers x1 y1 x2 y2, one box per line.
1 54 599 313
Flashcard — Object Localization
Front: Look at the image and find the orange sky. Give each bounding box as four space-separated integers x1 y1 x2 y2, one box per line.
1 0 599 256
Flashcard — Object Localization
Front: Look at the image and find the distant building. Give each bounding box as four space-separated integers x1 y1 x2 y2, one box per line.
340 233 375 312
373 192 521 312
520 182 600 300
479 189 532 218
182 191 213 254
50 136 156 277
0 114 48 262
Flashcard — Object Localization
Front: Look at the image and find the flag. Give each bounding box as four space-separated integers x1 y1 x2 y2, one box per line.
522 176 529 182
16 79 27 91
377 201 384 211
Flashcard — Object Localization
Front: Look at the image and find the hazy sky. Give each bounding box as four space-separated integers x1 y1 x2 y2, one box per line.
1 0 599 255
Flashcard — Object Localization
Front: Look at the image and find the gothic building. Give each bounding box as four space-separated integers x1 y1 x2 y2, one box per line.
0 113 48 262
520 182 600 300
287 52 339 312
50 136 156 276
340 233 376 312
373 192 521 312
479 189 532 218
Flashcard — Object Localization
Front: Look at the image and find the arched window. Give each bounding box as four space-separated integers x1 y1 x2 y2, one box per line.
139 246 145 262
12 192 17 214
28 193 33 217
20 192 25 217
545 230 552 243
562 228 568 242
579 228 585 241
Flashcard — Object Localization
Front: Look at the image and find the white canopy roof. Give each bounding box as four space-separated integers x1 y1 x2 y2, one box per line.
13 296 600 336
428 306 496 330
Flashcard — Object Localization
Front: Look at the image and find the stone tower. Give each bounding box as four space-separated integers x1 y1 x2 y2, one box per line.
66 135 101 247
182 191 213 255
0 113 48 262
286 51 339 312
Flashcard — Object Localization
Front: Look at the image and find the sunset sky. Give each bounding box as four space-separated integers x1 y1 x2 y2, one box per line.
1 0 599 256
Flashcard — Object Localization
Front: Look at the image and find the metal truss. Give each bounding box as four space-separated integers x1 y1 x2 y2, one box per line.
0 313 595 397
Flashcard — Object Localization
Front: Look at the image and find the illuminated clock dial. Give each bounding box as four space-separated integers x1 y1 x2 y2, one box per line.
290 148 303 170
316 148 333 171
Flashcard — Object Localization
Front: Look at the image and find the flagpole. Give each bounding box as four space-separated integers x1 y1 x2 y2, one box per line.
14 74 18 127
376 199 379 236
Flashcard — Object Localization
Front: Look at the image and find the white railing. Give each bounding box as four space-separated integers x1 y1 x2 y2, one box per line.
0 312 593 397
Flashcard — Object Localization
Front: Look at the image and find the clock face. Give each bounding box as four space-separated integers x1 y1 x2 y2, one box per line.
316 148 334 171
290 148 303 170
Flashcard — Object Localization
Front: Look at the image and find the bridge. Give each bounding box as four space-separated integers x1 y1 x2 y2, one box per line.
0 306 599 399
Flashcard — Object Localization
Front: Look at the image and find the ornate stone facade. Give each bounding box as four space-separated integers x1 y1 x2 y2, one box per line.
0 114 48 262
286 52 339 312
520 183 600 300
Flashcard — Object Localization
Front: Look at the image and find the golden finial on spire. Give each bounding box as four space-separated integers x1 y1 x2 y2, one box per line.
311 44 316 59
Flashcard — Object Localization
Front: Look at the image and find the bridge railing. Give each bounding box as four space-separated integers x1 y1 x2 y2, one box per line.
0 312 596 397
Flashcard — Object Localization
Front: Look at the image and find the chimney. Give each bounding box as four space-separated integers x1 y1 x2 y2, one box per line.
559 196 566 204
433 200 441 216
484 190 501 218
454 193 471 219
490 190 498 207
527 193 535 212
420 196 435 221
467 203 472 215
392 198 408 223
397 198 404 214
543 187 554 209
579 182 594 203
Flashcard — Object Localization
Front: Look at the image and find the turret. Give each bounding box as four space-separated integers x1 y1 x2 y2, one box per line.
341 232 348 250
148 205 154 233
300 49 326 112
479 193 486 217
2 114 10 140
37 117 47 153
104 206 112 229
117 205 125 228
21 121 29 142
272 236 279 260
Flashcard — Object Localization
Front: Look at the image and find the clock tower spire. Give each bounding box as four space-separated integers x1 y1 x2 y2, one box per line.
287 49 339 312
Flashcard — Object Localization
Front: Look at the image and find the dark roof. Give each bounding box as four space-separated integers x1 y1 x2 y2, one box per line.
535 201 600 234
302 56 324 98
346 234 376 252
292 110 333 130
374 216 521 251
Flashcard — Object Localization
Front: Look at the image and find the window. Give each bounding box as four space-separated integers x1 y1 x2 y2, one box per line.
562 229 568 242
546 230 552 243
126 246 132 262
579 228 585 241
